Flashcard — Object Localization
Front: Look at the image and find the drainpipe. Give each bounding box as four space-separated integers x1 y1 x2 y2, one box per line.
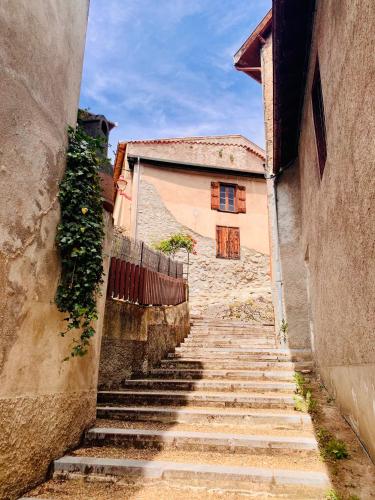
131 157 141 240
266 174 285 346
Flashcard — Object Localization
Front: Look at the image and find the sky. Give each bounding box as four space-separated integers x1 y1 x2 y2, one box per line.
79 0 271 158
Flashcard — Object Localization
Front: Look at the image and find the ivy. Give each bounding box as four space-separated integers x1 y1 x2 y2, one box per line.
55 126 105 358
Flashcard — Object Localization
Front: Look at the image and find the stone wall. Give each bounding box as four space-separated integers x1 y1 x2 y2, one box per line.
98 300 190 388
0 2 105 498
137 179 273 322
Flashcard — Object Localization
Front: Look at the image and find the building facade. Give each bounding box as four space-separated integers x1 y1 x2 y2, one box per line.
114 135 273 321
0 2 113 499
236 0 375 460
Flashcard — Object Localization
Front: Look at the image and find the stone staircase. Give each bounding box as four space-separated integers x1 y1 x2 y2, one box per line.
52 317 330 498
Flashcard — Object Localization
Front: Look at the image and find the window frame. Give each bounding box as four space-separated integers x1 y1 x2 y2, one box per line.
219 183 237 213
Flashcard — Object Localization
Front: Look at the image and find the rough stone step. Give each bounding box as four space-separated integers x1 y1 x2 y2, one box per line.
96 406 312 428
150 368 295 381
53 456 329 492
84 427 318 455
160 359 313 371
119 379 296 393
97 390 295 409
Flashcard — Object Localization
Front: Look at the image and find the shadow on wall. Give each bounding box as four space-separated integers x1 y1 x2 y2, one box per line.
98 299 190 389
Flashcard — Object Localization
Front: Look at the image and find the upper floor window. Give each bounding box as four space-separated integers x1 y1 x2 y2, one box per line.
220 184 235 212
312 58 327 177
211 182 246 213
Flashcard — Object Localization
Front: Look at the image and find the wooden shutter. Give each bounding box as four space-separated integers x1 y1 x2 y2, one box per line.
237 185 246 213
229 227 240 259
216 226 228 258
211 182 220 210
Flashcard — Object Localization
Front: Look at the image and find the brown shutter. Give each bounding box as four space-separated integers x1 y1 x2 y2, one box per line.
211 182 220 210
229 227 240 259
237 185 246 213
216 226 228 258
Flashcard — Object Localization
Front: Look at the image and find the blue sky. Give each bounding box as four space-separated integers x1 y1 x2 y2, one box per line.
79 0 271 157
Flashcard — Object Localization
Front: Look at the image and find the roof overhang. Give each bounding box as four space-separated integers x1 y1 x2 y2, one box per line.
234 10 272 83
273 0 316 173
127 155 265 179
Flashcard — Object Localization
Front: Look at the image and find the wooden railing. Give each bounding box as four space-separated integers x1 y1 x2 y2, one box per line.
107 257 187 306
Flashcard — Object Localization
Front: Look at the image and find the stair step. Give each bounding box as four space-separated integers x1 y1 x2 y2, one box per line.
120 379 295 393
150 368 295 381
96 406 311 428
97 390 295 409
53 455 329 492
169 349 311 362
182 341 276 348
84 427 318 455
160 359 313 371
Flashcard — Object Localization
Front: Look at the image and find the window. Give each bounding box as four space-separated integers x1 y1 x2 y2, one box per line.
220 184 235 212
312 59 327 177
216 226 240 259
211 182 246 213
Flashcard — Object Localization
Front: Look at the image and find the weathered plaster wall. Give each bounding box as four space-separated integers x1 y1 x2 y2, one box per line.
0 2 105 498
136 176 272 321
126 136 265 173
141 165 270 254
280 0 375 459
98 300 190 388
276 167 311 349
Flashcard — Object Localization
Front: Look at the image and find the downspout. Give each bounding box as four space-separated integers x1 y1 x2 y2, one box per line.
131 156 141 240
265 173 285 345
259 38 286 346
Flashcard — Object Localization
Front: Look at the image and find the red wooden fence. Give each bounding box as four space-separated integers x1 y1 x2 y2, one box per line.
107 257 187 306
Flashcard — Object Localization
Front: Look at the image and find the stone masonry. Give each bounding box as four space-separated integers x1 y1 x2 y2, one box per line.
136 179 273 322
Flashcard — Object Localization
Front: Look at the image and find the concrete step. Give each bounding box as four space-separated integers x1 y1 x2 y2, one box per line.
169 349 312 362
120 378 295 393
159 359 313 371
53 455 329 494
150 368 295 381
97 390 295 409
182 340 276 348
84 427 318 456
96 405 312 429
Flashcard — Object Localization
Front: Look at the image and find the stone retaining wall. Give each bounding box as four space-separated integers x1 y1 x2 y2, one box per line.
98 300 190 388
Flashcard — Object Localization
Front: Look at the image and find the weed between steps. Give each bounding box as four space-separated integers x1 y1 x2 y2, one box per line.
293 372 375 500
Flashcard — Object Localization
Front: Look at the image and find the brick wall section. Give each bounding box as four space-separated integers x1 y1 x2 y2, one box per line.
137 179 273 321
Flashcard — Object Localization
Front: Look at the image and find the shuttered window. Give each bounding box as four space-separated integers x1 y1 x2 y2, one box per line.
312 59 327 177
211 182 246 213
216 226 240 259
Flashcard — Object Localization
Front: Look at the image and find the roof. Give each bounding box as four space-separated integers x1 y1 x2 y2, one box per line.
273 0 316 172
120 134 265 160
234 10 272 83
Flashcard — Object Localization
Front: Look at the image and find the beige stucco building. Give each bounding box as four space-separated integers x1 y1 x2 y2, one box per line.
0 2 113 498
236 1 375 461
114 136 273 320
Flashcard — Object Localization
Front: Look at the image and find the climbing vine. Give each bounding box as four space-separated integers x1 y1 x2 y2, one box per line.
55 126 104 358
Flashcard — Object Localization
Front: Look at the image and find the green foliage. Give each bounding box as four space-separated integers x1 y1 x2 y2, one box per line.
55 126 105 358
280 318 288 342
326 490 342 500
153 233 197 256
317 428 349 460
293 372 317 413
